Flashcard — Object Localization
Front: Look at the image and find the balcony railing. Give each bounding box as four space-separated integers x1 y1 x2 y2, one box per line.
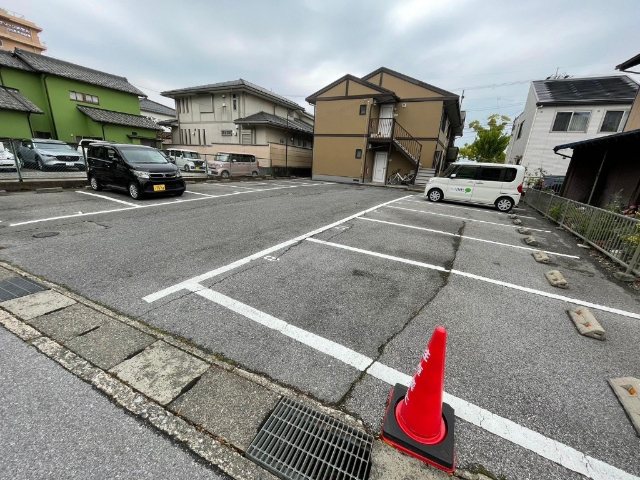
368 118 422 164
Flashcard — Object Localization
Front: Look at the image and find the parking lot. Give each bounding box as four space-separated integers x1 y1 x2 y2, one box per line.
1 179 639 480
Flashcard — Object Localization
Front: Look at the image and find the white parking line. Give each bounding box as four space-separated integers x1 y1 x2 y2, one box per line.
76 190 141 207
9 182 330 227
358 217 580 259
306 238 639 320
142 195 413 303
183 191 218 197
386 205 551 232
186 284 638 480
402 198 537 219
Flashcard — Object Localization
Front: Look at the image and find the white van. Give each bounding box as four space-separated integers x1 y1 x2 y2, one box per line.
424 162 525 212
165 148 205 172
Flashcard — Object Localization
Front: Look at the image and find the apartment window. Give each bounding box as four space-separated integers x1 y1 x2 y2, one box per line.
232 94 237 111
552 111 591 132
359 105 366 115
221 130 233 136
600 111 625 132
440 113 448 133
69 91 99 105
516 121 524 139
186 98 189 113
355 149 363 159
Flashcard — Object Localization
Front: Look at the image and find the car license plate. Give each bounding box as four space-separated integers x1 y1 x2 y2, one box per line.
196 167 201 170
66 162 74 166
153 184 165 192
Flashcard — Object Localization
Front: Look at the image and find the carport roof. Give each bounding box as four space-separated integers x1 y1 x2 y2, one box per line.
553 128 640 151
77 106 163 131
0 86 43 114
234 111 313 134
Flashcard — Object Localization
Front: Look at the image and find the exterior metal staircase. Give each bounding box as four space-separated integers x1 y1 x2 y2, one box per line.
368 118 422 165
414 167 436 186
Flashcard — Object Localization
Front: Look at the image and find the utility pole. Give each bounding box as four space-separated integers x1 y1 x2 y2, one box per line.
285 114 289 177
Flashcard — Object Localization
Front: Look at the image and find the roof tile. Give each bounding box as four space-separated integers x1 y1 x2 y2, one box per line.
0 87 43 113
234 111 313 134
77 106 162 130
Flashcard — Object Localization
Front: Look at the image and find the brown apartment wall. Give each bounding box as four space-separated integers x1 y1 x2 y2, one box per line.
394 101 444 139
379 75 442 99
314 98 372 134
624 95 640 131
314 136 367 178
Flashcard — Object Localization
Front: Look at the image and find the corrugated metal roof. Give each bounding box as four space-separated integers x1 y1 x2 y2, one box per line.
0 86 43 113
14 49 146 97
161 79 302 110
234 111 313 134
554 128 640 151
77 106 162 130
533 76 638 105
139 98 175 117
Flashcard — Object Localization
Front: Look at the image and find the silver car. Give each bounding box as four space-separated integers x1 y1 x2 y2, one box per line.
0 142 19 170
18 139 85 171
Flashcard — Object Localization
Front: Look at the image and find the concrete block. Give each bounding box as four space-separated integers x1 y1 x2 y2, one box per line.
169 366 280 450
509 214 518 219
524 236 539 246
35 187 63 193
608 377 640 437
0 267 15 281
110 341 209 406
567 307 605 340
0 290 76 320
517 227 531 235
513 219 522 225
532 251 550 264
28 303 108 342
577 243 591 249
613 272 637 283
65 320 155 370
545 270 568 288
368 440 450 479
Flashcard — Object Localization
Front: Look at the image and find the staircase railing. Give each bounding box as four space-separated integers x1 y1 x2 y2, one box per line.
368 118 422 164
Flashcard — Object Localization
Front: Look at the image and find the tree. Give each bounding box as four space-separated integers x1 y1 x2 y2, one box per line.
458 114 511 163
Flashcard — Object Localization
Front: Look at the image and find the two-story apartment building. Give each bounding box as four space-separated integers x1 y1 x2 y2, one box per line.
505 76 639 176
305 67 464 185
0 48 161 145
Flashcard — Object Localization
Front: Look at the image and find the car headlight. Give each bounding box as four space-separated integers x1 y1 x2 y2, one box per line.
43 154 56 159
133 171 150 178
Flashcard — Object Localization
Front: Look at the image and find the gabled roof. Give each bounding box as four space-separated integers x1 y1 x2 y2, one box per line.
161 79 302 110
13 49 146 97
616 53 640 72
234 111 313 134
0 49 33 71
361 67 458 98
305 74 397 104
0 86 43 114
139 98 175 117
77 106 162 130
532 76 638 106
554 128 640 152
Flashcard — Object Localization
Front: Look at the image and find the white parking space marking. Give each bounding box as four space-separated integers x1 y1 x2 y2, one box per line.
358 217 580 259
187 283 638 480
76 190 141 207
183 190 218 197
143 195 413 303
307 238 640 320
9 182 331 227
402 198 537 219
386 205 552 232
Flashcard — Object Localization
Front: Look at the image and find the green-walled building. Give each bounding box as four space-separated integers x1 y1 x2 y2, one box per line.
0 48 161 145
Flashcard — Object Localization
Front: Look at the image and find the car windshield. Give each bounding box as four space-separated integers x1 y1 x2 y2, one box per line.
440 165 456 177
121 147 168 164
36 143 75 152
184 152 201 159
215 153 230 162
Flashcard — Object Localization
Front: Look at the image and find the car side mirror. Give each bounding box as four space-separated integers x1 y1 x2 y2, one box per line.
450 174 456 178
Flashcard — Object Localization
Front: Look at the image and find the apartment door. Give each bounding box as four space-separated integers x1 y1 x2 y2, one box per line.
372 152 387 183
378 105 394 138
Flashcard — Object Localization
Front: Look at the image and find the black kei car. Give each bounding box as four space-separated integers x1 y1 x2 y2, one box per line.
86 144 185 200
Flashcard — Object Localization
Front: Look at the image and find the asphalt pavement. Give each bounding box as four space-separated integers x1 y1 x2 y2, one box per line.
1 180 639 480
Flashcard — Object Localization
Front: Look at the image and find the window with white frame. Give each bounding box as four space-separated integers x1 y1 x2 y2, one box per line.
221 130 233 136
600 110 625 132
69 91 99 105
551 111 591 132
516 121 525 139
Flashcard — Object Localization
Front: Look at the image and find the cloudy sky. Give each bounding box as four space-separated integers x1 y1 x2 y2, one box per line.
10 0 640 146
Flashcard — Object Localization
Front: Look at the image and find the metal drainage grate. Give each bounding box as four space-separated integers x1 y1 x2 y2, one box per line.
0 277 49 302
246 397 373 480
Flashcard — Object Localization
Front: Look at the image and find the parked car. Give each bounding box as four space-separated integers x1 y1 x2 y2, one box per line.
165 148 205 172
86 144 185 200
18 139 85 171
533 175 565 193
0 142 20 170
77 139 111 158
424 162 525 212
206 152 260 178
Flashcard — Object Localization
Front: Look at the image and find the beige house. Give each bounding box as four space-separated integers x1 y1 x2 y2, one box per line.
161 79 313 174
0 8 46 54
305 67 464 185
616 54 640 132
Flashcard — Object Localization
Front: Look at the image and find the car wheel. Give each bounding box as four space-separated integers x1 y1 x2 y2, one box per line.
36 156 45 171
495 197 514 212
129 182 143 200
184 165 190 172
427 188 443 202
221 170 230 179
252 171 259 177
90 175 102 191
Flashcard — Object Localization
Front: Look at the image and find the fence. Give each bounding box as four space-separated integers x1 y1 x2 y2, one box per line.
524 188 640 275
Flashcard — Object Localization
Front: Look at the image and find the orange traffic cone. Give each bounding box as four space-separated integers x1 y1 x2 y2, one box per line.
380 326 455 472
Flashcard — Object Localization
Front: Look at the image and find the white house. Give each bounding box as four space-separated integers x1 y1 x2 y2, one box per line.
505 76 639 176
